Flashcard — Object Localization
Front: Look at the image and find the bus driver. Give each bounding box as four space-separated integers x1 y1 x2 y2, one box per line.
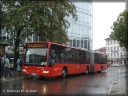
48 56 55 66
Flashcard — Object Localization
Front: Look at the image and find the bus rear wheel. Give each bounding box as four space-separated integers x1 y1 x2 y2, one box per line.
62 68 67 78
100 67 103 73
85 67 89 75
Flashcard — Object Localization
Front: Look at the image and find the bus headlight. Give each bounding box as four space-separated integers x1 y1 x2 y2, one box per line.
42 71 49 73
22 69 27 72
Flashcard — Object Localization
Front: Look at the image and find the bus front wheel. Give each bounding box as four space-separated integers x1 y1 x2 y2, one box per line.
62 68 67 78
39 76 45 79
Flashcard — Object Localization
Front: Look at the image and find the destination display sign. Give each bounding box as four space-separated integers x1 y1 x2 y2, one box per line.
27 43 47 48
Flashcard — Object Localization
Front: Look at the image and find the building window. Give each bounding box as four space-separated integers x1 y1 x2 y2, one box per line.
111 47 112 51
73 39 76 47
123 48 126 51
120 47 121 50
108 53 109 57
120 47 122 51
117 52 119 57
120 52 122 57
108 47 109 51
111 53 112 57
111 40 112 44
124 53 127 55
114 53 115 57
69 39 72 46
117 46 119 50
107 41 109 44
114 40 116 44
114 47 115 51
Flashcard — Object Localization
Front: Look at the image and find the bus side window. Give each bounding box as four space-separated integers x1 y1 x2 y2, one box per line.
55 53 59 63
69 49 73 63
72 49 78 63
76 50 80 63
86 52 90 64
94 53 99 64
100 54 102 63
80 50 85 63
97 54 100 64
60 53 64 63
83 51 86 63
63 47 71 63
70 48 75 63
79 51 82 63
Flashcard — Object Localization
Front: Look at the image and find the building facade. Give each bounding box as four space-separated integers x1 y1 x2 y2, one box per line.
65 2 93 50
105 37 127 65
95 47 106 55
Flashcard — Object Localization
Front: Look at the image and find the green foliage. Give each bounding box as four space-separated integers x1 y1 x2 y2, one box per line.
110 10 128 51
2 0 77 70
2 0 77 44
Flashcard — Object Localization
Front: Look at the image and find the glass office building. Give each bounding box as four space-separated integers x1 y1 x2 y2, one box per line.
65 2 93 50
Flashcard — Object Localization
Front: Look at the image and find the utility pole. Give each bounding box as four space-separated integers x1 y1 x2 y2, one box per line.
0 1 2 56
0 1 2 40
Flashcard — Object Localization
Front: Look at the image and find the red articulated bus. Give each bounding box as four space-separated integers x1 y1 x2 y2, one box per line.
22 41 108 78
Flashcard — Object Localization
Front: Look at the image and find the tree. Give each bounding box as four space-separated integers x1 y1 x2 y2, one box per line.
2 0 77 70
110 10 128 51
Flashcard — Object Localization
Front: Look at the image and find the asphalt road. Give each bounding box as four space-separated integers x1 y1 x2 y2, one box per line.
0 66 126 95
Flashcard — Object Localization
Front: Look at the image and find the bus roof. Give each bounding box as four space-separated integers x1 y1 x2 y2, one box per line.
25 41 89 52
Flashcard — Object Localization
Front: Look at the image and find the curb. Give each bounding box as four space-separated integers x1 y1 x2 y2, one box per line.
107 76 123 95
107 75 126 95
107 78 118 94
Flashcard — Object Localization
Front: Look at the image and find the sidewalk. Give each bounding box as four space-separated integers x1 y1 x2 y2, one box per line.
0 69 24 80
107 71 127 95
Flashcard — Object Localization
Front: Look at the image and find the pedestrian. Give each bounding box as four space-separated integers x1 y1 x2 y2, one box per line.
0 54 4 77
17 57 22 76
3 55 12 78
1 55 5 77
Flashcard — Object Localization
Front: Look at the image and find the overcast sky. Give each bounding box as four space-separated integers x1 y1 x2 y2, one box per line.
92 2 125 50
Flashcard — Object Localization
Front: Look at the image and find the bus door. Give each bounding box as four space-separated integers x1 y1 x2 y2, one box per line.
90 51 94 73
79 50 85 73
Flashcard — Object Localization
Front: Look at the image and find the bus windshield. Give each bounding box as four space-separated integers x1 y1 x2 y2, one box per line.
24 48 48 66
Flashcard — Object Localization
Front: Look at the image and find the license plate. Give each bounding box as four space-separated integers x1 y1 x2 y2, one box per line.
26 72 29 74
31 73 36 75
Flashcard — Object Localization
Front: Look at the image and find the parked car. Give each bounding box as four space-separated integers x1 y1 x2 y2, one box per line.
115 63 120 67
111 63 116 67
108 62 111 67
111 63 120 67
